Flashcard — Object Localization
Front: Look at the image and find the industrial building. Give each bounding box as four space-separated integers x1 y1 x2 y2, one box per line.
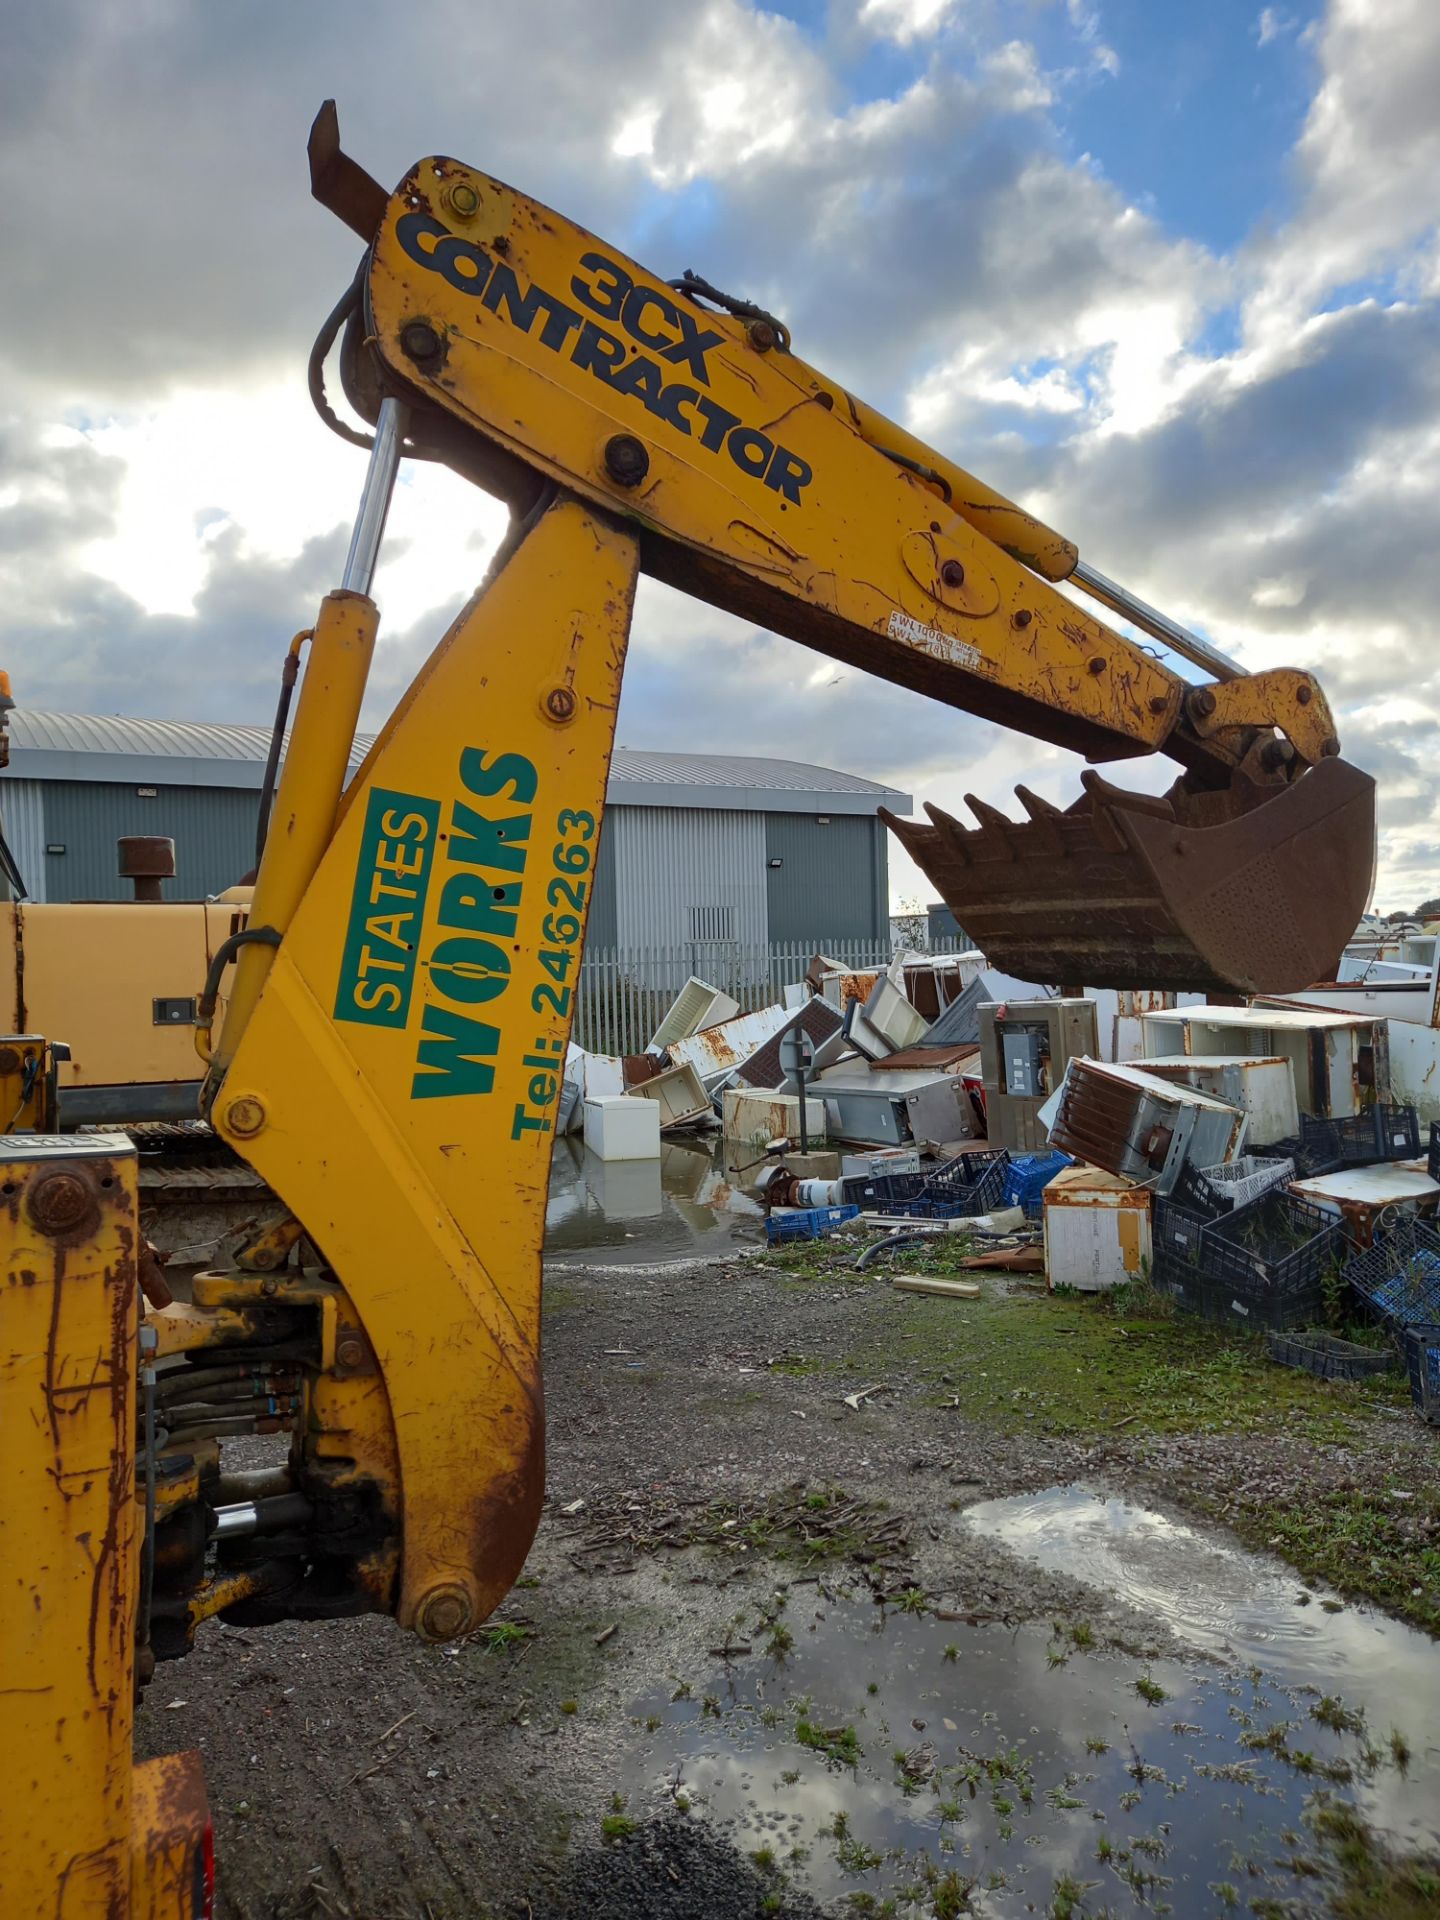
1 711 910 948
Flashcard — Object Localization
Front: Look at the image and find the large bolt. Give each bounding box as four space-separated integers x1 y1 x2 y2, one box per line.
1149 694 1170 715
29 1171 95 1236
446 182 479 218
0 1047 19 1076
336 1335 365 1370
747 320 776 352
1191 688 1218 719
544 686 577 723
225 1096 266 1139
417 1584 473 1643
940 560 965 590
1011 609 1033 630
603 434 649 488
1087 656 1107 676
1322 735 1341 757
400 321 443 367
1296 684 1312 706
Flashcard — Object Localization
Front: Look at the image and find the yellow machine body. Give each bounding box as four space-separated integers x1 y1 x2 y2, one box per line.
0 1135 211 1916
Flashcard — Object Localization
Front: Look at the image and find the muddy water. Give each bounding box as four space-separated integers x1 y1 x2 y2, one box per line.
545 1134 763 1263
964 1486 1439 1848
617 1497 1437 1914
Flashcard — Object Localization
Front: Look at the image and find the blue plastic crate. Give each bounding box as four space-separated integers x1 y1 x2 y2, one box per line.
1403 1323 1440 1424
1004 1150 1072 1220
766 1203 859 1245
1345 1220 1440 1328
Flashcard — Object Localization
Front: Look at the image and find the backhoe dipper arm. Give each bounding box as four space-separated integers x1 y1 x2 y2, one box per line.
308 103 1339 783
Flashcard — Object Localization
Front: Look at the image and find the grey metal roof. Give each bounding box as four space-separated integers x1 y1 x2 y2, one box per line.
5 710 911 817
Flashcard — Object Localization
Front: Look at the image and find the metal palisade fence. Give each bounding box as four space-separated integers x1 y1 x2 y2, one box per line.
570 935 971 1057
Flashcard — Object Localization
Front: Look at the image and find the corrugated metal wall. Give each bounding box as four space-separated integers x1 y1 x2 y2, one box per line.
765 812 889 942
2 779 49 902
585 812 618 949
610 806 767 956
35 781 259 902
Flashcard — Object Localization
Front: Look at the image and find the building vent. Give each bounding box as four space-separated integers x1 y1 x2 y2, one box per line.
690 905 735 942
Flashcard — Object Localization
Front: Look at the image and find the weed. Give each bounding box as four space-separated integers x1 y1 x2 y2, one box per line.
1135 1673 1167 1705
1068 1621 1095 1649
600 1815 637 1844
942 1644 959 1663
896 1588 928 1615
474 1622 530 1655
768 1624 796 1658
560 1700 578 1716
780 1769 800 1786
1050 1873 1095 1919
835 1831 884 1874
1312 1696 1365 1735
750 1844 777 1872
1085 1737 1110 1756
644 1714 661 1732
1390 1728 1413 1772
797 1718 861 1768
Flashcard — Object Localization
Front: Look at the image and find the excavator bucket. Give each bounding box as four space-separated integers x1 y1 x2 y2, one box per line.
881 756 1376 996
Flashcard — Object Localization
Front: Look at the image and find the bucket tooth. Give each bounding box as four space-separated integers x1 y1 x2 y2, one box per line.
882 757 1376 995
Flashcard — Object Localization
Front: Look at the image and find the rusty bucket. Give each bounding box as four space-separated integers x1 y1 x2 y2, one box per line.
882 756 1376 995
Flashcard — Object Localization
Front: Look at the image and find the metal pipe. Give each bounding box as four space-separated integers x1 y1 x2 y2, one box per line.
341 396 407 594
212 1492 312 1540
1069 560 1243 683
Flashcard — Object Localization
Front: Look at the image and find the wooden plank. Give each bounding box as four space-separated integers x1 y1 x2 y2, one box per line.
892 1275 982 1299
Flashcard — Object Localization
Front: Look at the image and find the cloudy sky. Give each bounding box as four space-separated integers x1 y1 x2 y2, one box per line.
4 0 1437 910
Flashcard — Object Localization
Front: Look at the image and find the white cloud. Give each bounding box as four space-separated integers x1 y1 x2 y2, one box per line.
859 0 961 45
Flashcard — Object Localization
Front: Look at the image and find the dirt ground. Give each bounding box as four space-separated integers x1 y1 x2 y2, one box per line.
139 1237 1440 1919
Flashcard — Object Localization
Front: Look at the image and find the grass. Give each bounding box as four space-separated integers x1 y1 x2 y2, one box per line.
1308 1799 1440 1918
1218 1485 1440 1637
814 1243 1408 1443
473 1621 531 1655
797 1718 862 1768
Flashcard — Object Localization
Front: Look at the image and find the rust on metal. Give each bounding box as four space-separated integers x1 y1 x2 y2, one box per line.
882 757 1376 995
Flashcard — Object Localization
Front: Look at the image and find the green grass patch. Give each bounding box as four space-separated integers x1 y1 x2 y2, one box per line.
1308 1798 1440 1918
1220 1485 1440 1637
849 1281 1405 1444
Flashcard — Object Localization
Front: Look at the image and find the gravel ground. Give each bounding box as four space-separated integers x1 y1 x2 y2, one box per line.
139 1244 1438 1919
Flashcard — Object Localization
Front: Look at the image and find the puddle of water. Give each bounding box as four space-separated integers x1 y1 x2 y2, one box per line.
621 1593 1423 1917
618 1500 1438 1914
963 1486 1438 1847
544 1135 763 1264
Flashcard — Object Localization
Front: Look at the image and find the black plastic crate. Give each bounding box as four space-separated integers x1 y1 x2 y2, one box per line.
1403 1323 1440 1424
1266 1136 1345 1179
1266 1330 1401 1382
1345 1219 1440 1328
1152 1195 1214 1260
1151 1246 1324 1330
1299 1103 1420 1168
842 1148 1008 1218
1429 1120 1439 1184
1197 1189 1347 1299
1169 1160 1226 1219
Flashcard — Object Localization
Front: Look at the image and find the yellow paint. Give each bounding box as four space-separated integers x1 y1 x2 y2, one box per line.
210 590 379 1077
1118 1206 1143 1274
0 1135 207 1917
0 900 244 1099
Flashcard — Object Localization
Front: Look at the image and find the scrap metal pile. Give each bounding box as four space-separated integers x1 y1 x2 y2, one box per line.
578 950 1440 1424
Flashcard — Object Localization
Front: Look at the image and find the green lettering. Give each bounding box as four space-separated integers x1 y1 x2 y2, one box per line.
411 1005 501 1100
